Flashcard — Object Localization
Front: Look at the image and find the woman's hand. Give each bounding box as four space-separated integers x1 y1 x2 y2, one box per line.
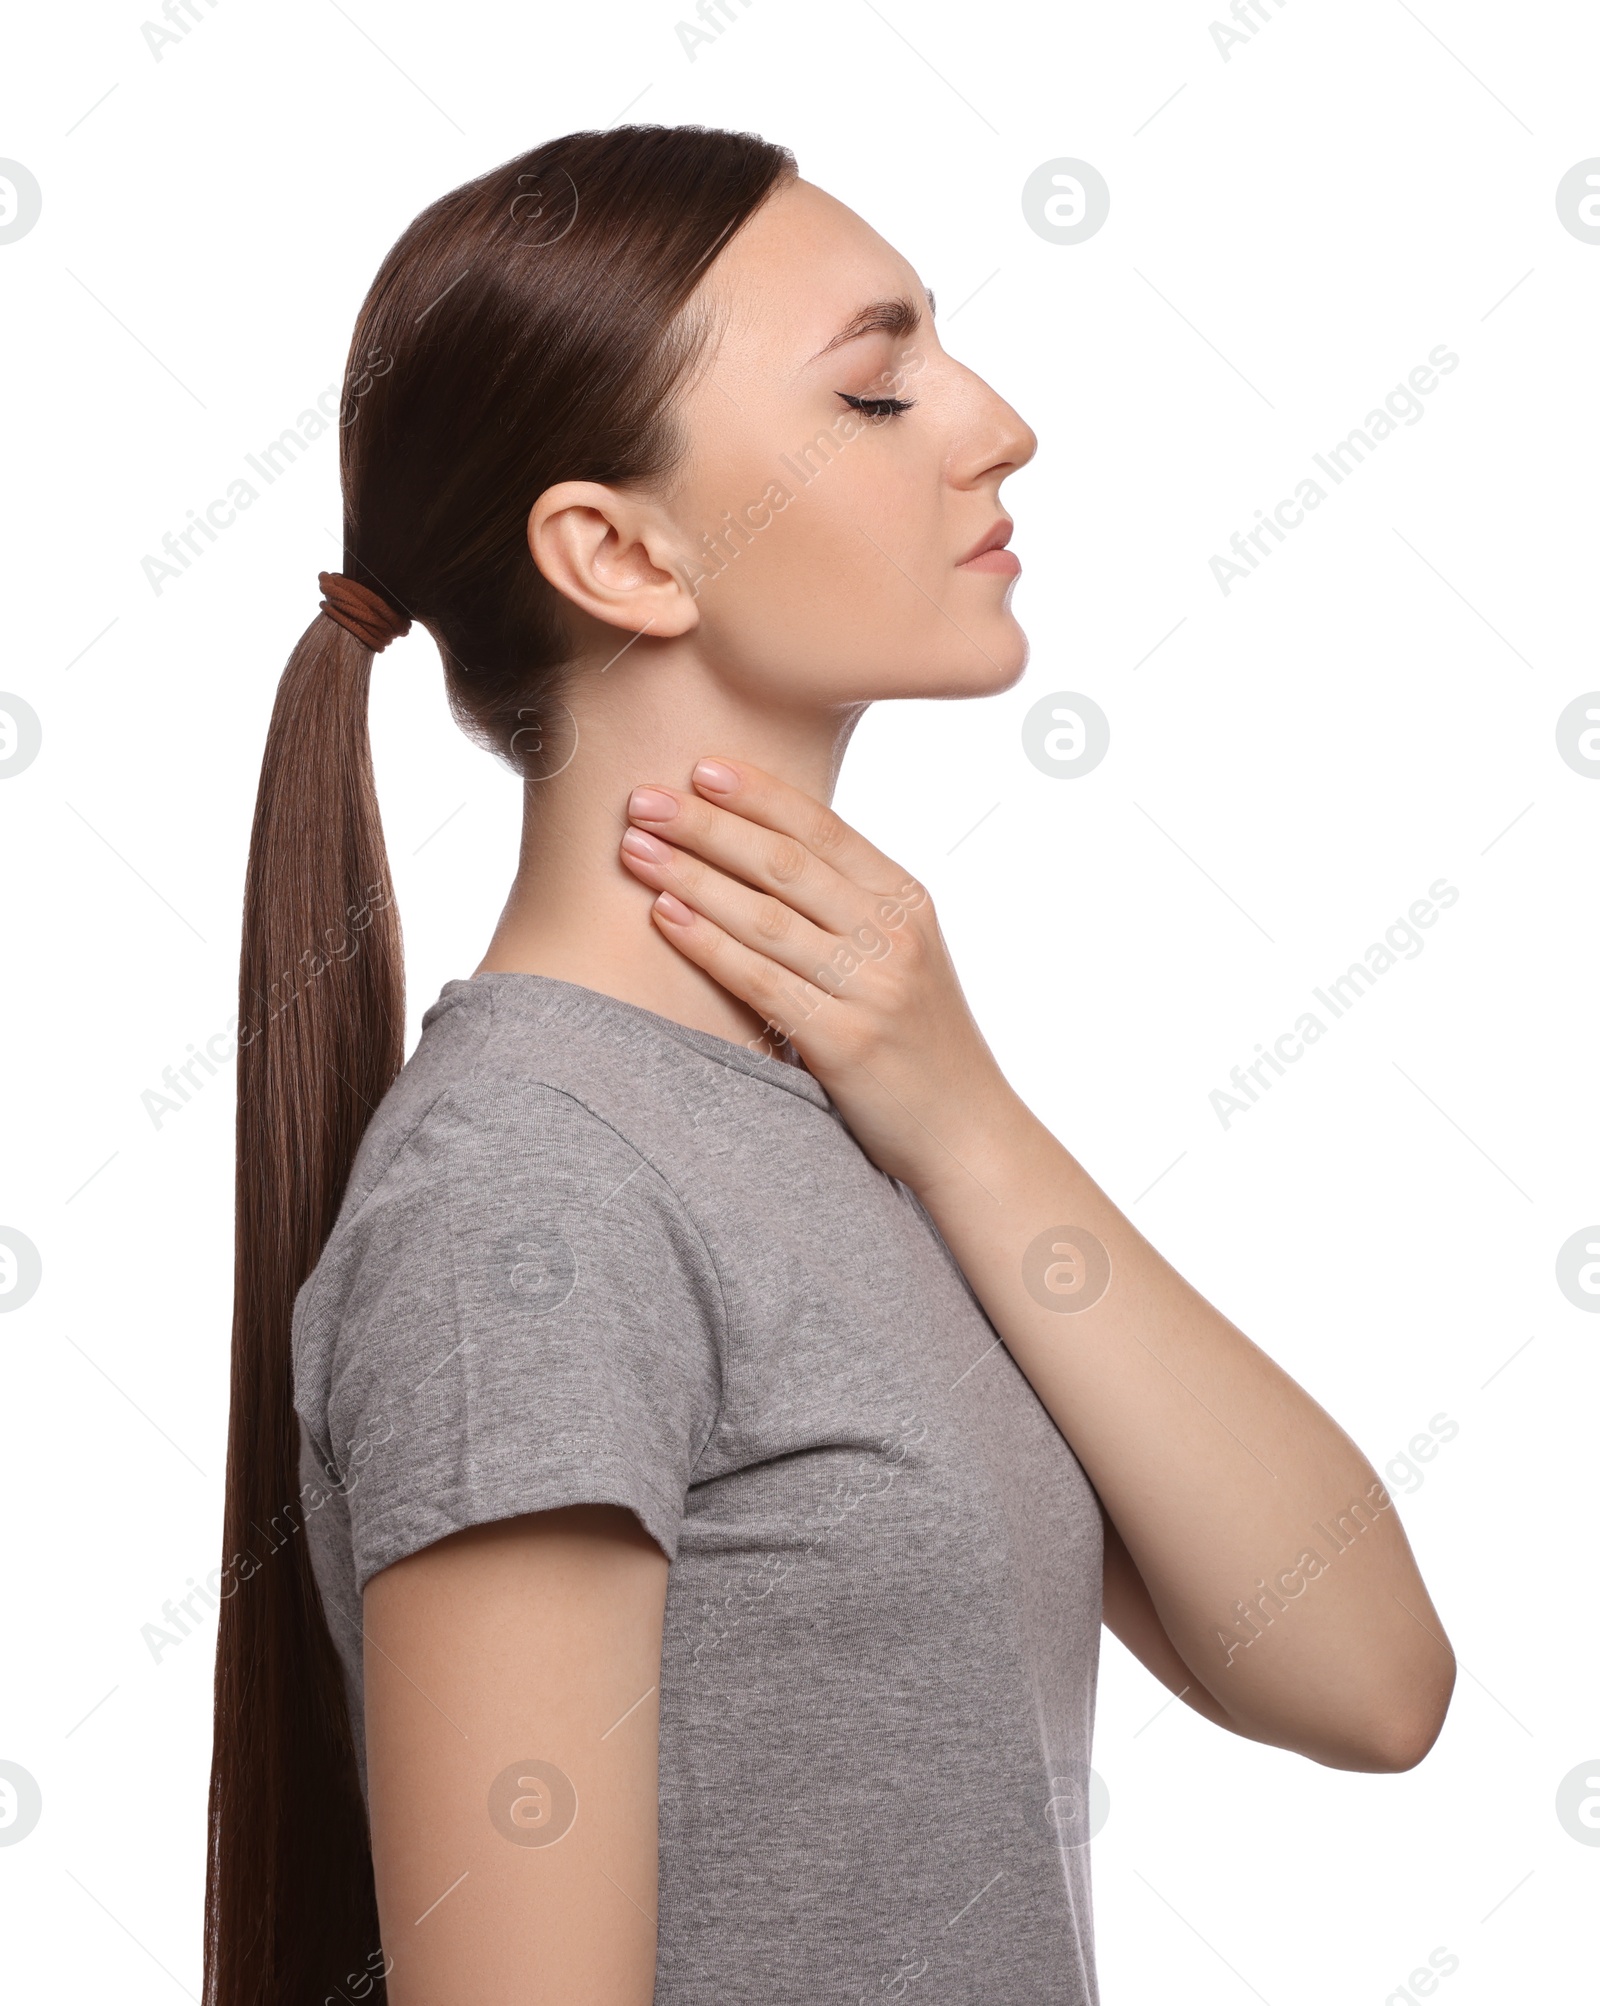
621 755 1455 1777
616 756 1025 1195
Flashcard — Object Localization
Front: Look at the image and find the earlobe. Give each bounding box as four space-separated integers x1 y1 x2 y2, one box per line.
527 480 699 640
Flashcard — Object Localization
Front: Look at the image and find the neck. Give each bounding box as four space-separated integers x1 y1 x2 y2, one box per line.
474 639 863 1050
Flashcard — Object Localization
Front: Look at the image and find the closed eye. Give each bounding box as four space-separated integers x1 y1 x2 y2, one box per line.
836 391 916 421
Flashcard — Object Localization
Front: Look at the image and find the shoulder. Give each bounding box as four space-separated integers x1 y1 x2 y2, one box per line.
289 984 731 1577
319 973 720 1253
295 981 727 1390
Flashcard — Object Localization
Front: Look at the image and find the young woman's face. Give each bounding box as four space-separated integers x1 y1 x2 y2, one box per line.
662 176 1038 705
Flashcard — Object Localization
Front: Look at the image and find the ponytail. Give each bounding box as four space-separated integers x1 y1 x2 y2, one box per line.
204 123 797 2000
205 609 403 2003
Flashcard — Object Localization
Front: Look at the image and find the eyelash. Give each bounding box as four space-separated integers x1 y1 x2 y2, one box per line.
836 392 916 421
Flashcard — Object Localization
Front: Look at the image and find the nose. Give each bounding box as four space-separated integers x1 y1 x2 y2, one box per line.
947 363 1037 489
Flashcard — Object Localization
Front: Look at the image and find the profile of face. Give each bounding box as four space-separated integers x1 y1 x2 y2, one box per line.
529 177 1040 712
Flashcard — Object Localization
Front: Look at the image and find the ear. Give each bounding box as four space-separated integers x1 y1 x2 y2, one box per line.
527 481 701 639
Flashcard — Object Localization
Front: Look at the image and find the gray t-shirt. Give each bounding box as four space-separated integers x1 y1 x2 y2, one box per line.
292 971 1104 2003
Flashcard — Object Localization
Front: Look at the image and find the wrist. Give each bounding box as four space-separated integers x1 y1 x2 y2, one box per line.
903 1076 1045 1213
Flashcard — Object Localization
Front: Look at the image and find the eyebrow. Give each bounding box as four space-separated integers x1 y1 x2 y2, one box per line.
809 287 935 362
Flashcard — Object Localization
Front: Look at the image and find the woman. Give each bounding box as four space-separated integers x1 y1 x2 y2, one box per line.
208 124 1454 2005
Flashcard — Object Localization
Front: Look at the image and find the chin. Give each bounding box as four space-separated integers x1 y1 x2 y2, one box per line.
901 617 1030 700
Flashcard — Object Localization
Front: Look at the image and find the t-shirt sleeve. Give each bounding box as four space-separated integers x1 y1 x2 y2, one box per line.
301 1083 726 1591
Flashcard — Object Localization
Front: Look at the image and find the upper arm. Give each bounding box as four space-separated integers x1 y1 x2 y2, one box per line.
363 1503 670 2006
1100 1509 1240 1737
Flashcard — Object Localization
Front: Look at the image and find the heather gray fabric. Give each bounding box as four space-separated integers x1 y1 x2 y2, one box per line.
292 971 1104 2004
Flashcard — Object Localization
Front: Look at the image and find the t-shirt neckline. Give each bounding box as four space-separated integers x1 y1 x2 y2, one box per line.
438 970 834 1110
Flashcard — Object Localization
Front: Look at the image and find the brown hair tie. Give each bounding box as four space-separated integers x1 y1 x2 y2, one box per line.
317 570 413 652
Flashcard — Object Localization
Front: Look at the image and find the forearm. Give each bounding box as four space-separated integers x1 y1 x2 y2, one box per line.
606 759 1455 1768
912 1085 1455 1771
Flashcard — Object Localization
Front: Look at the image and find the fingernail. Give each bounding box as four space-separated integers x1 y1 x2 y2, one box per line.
629 786 678 821
621 827 672 863
692 759 738 794
654 891 694 924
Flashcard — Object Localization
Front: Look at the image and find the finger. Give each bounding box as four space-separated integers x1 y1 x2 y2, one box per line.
687 758 924 908
619 827 847 991
648 891 836 1045
626 783 879 938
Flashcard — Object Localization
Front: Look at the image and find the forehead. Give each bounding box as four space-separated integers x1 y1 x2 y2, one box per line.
696 177 927 376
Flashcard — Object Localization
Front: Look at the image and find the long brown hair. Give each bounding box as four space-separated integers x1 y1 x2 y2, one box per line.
207 124 795 2005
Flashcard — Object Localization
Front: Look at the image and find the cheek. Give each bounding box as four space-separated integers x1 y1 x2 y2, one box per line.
687 440 1026 698
694 469 925 653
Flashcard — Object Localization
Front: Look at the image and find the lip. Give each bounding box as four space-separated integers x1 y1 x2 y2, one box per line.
956 518 1020 575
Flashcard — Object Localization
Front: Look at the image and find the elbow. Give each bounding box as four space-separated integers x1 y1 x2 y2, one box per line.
1354 1703 1447 1774
1332 1651 1457 1774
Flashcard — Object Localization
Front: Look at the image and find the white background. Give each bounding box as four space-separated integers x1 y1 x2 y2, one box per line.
2 0 1597 1999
